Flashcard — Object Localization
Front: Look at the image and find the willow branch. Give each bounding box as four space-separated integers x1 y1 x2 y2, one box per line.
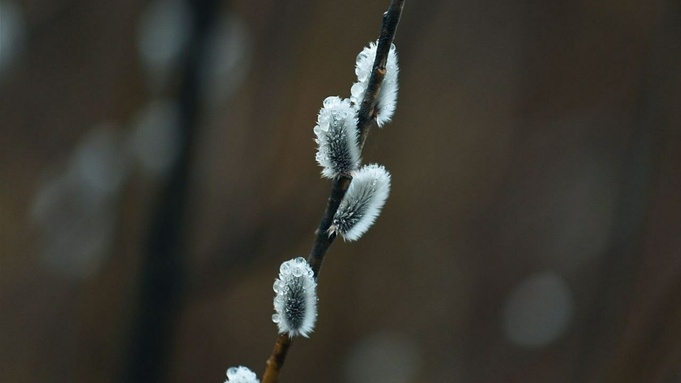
262 334 292 383
307 174 352 277
261 1 404 382
357 0 405 150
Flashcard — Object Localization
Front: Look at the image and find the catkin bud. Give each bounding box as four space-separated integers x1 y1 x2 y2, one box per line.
272 257 318 337
224 366 259 383
331 164 391 241
350 41 399 127
314 96 361 178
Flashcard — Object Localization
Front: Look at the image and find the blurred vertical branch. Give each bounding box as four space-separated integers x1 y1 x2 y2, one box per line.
123 0 221 382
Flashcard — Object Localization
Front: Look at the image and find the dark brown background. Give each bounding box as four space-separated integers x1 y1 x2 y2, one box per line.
1 0 680 382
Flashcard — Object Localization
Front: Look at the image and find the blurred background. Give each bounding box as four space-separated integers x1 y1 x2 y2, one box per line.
1 0 680 382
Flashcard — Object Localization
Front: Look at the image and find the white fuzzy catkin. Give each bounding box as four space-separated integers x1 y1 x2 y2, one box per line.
314 96 361 178
272 257 318 337
224 366 259 383
350 41 399 127
332 164 391 241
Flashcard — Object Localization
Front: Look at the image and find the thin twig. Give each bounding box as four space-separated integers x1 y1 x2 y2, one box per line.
261 1 404 382
262 334 292 383
307 174 352 277
357 0 405 150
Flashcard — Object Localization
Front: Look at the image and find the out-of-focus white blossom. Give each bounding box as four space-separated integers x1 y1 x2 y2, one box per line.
224 366 259 383
350 41 399 127
200 12 252 110
332 164 391 241
272 257 318 337
31 123 132 280
503 272 574 348
137 0 193 92
0 0 26 76
314 96 361 178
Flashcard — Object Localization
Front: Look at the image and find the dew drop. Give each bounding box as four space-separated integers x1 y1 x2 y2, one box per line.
292 266 303 277
227 367 238 378
351 83 364 97
280 262 290 274
273 280 282 293
323 96 336 108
